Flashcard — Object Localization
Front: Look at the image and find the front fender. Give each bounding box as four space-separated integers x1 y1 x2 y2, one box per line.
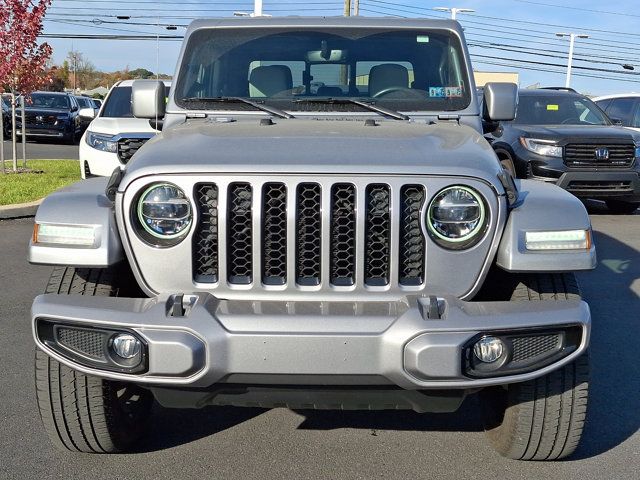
496 180 596 272
29 178 123 267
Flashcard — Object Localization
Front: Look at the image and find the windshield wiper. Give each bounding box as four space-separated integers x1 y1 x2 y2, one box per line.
180 96 294 119
293 98 409 121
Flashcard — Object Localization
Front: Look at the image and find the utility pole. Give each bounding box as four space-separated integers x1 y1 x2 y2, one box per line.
344 0 351 16
556 32 589 88
354 0 359 15
433 7 475 20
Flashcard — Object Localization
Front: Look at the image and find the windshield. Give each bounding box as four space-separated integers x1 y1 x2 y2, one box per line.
175 28 471 112
28 94 70 110
514 94 610 126
101 85 171 118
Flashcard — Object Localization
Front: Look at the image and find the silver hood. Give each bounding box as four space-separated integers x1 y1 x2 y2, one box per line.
120 118 502 190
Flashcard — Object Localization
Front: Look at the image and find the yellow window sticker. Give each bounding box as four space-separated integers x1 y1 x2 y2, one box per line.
547 104 559 111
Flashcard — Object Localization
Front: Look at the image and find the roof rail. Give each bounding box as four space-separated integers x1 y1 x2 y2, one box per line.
539 86 578 93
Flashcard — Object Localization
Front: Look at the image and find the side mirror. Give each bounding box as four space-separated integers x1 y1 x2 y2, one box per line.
132 80 166 119
71 105 78 112
483 82 518 122
78 107 95 119
610 117 623 126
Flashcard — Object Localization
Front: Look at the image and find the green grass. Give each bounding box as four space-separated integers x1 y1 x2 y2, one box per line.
0 160 81 206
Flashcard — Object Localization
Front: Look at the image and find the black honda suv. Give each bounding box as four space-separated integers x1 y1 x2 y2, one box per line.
16 91 84 144
484 88 640 214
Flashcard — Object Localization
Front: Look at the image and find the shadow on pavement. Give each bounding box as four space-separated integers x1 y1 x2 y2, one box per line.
570 229 639 459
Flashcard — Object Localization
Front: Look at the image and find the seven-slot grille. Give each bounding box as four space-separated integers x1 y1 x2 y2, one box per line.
193 181 426 289
564 143 635 167
117 137 150 164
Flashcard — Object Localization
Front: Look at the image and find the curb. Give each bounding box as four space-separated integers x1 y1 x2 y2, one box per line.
0 198 42 220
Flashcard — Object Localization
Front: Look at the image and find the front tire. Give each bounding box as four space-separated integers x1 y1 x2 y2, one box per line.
480 273 590 460
34 267 152 453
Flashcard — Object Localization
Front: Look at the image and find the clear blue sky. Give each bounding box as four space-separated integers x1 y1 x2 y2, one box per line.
41 0 640 95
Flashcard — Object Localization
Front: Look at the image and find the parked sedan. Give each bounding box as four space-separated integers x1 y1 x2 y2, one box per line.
484 88 640 214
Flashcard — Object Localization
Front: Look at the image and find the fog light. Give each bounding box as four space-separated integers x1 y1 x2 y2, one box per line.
111 333 141 359
473 336 505 363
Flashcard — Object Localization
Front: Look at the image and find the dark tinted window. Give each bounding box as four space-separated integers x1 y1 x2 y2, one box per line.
28 93 70 110
594 98 612 112
606 97 638 127
75 97 93 108
513 94 609 126
101 85 170 118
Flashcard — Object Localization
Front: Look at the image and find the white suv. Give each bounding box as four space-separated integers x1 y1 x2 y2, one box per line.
80 79 171 178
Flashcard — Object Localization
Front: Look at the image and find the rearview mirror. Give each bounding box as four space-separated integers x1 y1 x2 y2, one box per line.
483 82 518 122
78 107 95 119
132 80 166 119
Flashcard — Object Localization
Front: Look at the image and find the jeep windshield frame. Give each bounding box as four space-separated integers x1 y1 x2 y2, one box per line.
174 26 472 114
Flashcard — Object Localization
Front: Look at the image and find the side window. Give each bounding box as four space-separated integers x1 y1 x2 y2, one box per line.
594 98 612 112
606 98 636 126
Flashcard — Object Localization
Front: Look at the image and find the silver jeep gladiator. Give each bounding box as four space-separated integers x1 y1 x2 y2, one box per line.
30 17 595 460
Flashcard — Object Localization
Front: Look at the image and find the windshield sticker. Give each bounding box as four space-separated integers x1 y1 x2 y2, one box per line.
429 87 446 98
547 104 559 111
416 35 430 43
445 86 463 98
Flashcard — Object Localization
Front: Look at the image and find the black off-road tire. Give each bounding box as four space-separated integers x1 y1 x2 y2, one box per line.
605 199 639 215
480 273 590 460
35 267 153 453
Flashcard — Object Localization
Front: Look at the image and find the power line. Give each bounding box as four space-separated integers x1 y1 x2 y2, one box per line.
513 0 640 19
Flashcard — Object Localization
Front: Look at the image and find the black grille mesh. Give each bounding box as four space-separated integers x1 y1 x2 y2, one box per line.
564 143 635 167
365 184 391 286
399 185 426 285
330 183 356 286
57 328 105 360
511 334 560 362
193 181 429 289
262 183 287 285
227 183 253 284
193 184 219 283
117 137 150 164
296 183 322 285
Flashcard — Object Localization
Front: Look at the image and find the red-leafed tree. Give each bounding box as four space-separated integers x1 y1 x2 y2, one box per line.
0 0 52 172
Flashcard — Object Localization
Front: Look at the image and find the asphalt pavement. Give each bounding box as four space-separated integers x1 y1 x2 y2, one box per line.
0 206 638 480
1 138 79 161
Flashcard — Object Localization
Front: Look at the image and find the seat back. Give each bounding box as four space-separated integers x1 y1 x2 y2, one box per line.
368 64 409 97
249 65 293 97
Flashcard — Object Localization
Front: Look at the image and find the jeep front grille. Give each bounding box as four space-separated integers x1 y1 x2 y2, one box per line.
564 143 635 168
193 181 427 289
117 137 151 164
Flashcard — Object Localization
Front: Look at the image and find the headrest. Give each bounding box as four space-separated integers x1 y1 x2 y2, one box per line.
249 65 293 97
368 64 409 97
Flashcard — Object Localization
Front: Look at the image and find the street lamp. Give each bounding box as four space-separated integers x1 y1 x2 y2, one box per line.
433 7 475 20
556 32 589 88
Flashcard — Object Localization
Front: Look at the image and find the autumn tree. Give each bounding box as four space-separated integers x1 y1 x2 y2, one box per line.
0 0 52 172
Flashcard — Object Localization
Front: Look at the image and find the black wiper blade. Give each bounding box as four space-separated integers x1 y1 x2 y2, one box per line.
180 96 294 119
293 98 409 121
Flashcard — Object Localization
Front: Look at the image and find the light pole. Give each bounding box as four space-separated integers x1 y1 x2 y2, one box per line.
234 0 270 17
556 32 589 88
433 7 475 20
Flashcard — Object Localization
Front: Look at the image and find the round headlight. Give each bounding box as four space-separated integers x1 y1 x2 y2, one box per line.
427 186 487 249
136 183 192 245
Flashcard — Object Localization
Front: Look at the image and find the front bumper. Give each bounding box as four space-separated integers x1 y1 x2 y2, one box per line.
32 293 590 390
